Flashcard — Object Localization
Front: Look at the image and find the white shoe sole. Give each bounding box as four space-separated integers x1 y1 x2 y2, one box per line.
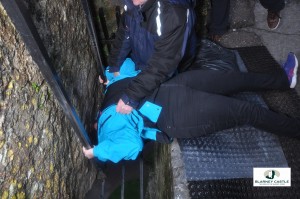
290 54 298 88
269 17 280 30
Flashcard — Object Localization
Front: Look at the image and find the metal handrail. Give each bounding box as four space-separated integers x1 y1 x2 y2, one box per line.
121 162 125 199
80 0 106 82
140 155 144 199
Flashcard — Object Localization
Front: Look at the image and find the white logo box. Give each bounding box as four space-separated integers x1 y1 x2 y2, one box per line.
253 168 291 187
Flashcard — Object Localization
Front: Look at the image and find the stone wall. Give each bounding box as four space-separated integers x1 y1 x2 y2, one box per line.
0 0 101 198
146 143 173 199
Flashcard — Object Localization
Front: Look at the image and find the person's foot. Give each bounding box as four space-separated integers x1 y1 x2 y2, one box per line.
267 10 281 30
283 52 298 88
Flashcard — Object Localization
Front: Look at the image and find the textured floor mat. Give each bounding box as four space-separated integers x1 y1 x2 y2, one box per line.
178 92 288 181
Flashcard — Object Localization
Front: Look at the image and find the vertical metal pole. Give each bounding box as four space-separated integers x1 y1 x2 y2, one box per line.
115 6 121 28
140 155 144 199
96 168 106 199
98 7 111 52
121 162 125 199
80 0 106 81
101 178 105 199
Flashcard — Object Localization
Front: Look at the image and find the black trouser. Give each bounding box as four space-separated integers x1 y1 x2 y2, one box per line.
155 70 300 138
259 0 285 12
208 0 230 35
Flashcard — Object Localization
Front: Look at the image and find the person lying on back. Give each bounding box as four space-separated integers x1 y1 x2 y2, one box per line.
83 54 300 163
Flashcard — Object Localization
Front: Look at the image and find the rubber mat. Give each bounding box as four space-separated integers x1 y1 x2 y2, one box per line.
178 92 288 181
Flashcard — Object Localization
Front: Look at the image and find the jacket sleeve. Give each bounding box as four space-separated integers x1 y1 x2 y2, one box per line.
108 13 132 72
123 7 188 105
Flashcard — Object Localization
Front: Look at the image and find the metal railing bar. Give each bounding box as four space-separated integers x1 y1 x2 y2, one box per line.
98 7 111 52
121 162 125 199
140 155 144 199
80 0 106 81
101 178 105 199
115 6 121 28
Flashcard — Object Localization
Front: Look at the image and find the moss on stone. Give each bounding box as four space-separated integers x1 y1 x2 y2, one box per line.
1 190 9 199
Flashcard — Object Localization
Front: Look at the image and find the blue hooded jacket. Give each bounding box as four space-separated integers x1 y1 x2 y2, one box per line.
93 58 162 163
93 105 144 163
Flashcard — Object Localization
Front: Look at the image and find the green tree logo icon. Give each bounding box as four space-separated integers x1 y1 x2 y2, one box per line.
264 170 280 179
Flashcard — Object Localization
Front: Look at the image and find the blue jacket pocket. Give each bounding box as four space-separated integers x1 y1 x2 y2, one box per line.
139 101 162 123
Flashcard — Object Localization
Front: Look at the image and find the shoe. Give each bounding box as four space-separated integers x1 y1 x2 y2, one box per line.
283 52 298 88
267 10 281 30
208 34 222 43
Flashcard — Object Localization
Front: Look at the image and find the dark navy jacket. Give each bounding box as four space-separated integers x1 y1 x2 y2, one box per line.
108 0 197 108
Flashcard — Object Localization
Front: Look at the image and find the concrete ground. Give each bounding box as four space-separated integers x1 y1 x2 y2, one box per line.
86 0 300 198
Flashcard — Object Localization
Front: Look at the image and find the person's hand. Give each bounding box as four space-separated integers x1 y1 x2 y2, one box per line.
99 75 109 85
82 147 94 159
93 122 97 130
116 99 133 114
99 72 120 85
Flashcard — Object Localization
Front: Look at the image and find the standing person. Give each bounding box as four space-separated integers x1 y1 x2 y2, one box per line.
207 0 230 43
83 53 299 163
107 0 197 114
207 0 285 43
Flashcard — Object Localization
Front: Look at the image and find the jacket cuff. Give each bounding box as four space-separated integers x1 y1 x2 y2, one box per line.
121 93 139 109
93 146 107 162
141 128 157 140
108 66 120 73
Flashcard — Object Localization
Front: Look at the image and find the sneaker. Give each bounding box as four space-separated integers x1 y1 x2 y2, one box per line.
283 52 298 88
267 10 281 30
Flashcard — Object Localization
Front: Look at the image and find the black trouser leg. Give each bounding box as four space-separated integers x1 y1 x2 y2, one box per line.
259 0 285 12
208 0 230 35
165 70 290 95
156 85 300 139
